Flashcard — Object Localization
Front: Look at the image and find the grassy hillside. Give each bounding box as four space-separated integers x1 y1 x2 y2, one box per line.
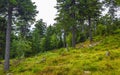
0 34 120 75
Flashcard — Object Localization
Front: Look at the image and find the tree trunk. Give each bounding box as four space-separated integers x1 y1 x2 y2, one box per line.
71 0 76 48
88 17 92 43
72 27 76 48
63 30 66 48
4 5 12 71
93 20 97 36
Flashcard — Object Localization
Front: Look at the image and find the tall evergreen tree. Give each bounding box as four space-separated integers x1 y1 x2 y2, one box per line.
32 19 46 53
104 0 118 22
56 0 77 48
78 0 102 42
0 0 37 71
56 0 102 45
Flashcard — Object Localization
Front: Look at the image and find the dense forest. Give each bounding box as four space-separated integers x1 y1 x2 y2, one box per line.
0 0 120 74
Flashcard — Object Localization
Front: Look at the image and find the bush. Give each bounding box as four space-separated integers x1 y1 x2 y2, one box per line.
77 32 87 43
113 29 120 34
96 24 106 36
11 39 32 58
66 33 72 47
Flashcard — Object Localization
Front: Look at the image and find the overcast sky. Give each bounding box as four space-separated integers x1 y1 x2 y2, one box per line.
31 0 120 26
31 0 57 26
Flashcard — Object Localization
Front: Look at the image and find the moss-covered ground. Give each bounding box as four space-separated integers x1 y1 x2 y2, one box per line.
0 34 120 75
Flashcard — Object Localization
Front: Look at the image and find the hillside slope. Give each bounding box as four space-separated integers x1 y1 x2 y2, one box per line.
0 34 120 75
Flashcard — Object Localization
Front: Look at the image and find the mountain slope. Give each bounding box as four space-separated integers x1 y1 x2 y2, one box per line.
0 34 120 75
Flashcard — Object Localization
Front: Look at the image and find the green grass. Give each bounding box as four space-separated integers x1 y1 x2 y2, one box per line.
0 34 120 75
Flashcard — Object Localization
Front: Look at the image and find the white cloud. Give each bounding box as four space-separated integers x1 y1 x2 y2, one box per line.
32 0 57 26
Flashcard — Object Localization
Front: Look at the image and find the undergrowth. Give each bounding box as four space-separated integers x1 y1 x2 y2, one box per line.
0 34 120 75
